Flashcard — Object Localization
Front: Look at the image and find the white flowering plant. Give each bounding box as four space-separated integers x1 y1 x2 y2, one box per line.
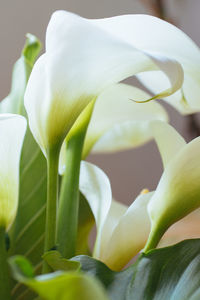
1 10 200 300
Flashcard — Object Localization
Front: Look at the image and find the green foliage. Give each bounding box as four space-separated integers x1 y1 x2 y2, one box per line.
73 239 200 300
0 34 41 115
9 255 109 300
4 35 45 267
73 254 133 299
43 251 80 272
0 34 46 299
9 239 200 299
128 239 200 300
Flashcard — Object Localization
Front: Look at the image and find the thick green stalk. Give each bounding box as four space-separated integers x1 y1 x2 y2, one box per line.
57 134 85 258
143 222 166 253
57 100 95 258
43 147 60 273
0 227 11 299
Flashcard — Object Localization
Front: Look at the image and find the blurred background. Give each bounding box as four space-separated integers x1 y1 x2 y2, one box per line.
0 0 199 205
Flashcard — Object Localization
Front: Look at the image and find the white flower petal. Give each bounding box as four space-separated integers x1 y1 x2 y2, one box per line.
93 14 199 112
83 83 168 155
148 137 200 241
149 120 186 168
0 114 26 229
59 84 168 174
98 200 127 260
137 71 200 114
101 192 153 271
79 161 112 258
25 11 183 155
159 208 200 248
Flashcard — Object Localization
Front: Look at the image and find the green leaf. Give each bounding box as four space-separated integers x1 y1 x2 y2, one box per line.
0 34 41 116
9 256 109 300
43 251 80 272
6 36 45 275
0 35 46 299
128 239 200 300
72 239 200 300
71 255 134 299
9 256 35 281
11 109 46 297
10 126 47 266
22 34 41 64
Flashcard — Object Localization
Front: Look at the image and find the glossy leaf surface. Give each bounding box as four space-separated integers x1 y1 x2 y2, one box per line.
73 239 200 300
9 256 109 300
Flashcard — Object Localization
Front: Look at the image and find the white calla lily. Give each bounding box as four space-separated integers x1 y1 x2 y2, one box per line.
159 208 200 248
149 120 186 168
93 14 200 113
145 121 200 251
100 192 152 271
79 122 200 270
84 83 168 156
79 161 112 258
0 114 26 230
100 195 200 270
101 192 200 271
59 83 168 174
24 10 183 156
79 161 152 270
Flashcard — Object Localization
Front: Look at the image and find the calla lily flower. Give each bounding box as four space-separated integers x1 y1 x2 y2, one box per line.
145 121 200 251
79 120 200 270
0 114 26 230
92 14 200 114
159 208 200 248
84 83 168 156
79 161 153 270
59 83 168 174
24 10 183 156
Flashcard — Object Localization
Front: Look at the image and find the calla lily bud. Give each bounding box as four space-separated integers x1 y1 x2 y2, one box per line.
145 132 200 252
0 114 26 230
24 10 183 156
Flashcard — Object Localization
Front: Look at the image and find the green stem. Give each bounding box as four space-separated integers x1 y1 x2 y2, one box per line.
0 227 11 299
57 132 86 258
143 223 166 253
43 147 60 273
57 100 95 258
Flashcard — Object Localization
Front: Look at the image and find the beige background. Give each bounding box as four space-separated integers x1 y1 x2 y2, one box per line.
0 0 199 205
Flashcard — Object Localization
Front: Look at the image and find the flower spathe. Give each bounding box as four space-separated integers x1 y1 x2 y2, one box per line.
134 120 200 252
83 83 168 156
79 121 200 270
79 161 153 270
146 123 200 251
0 114 26 230
24 10 183 156
159 208 200 248
93 14 200 113
59 83 168 174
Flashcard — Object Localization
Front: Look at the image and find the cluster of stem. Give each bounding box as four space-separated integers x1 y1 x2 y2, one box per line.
42 100 95 272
